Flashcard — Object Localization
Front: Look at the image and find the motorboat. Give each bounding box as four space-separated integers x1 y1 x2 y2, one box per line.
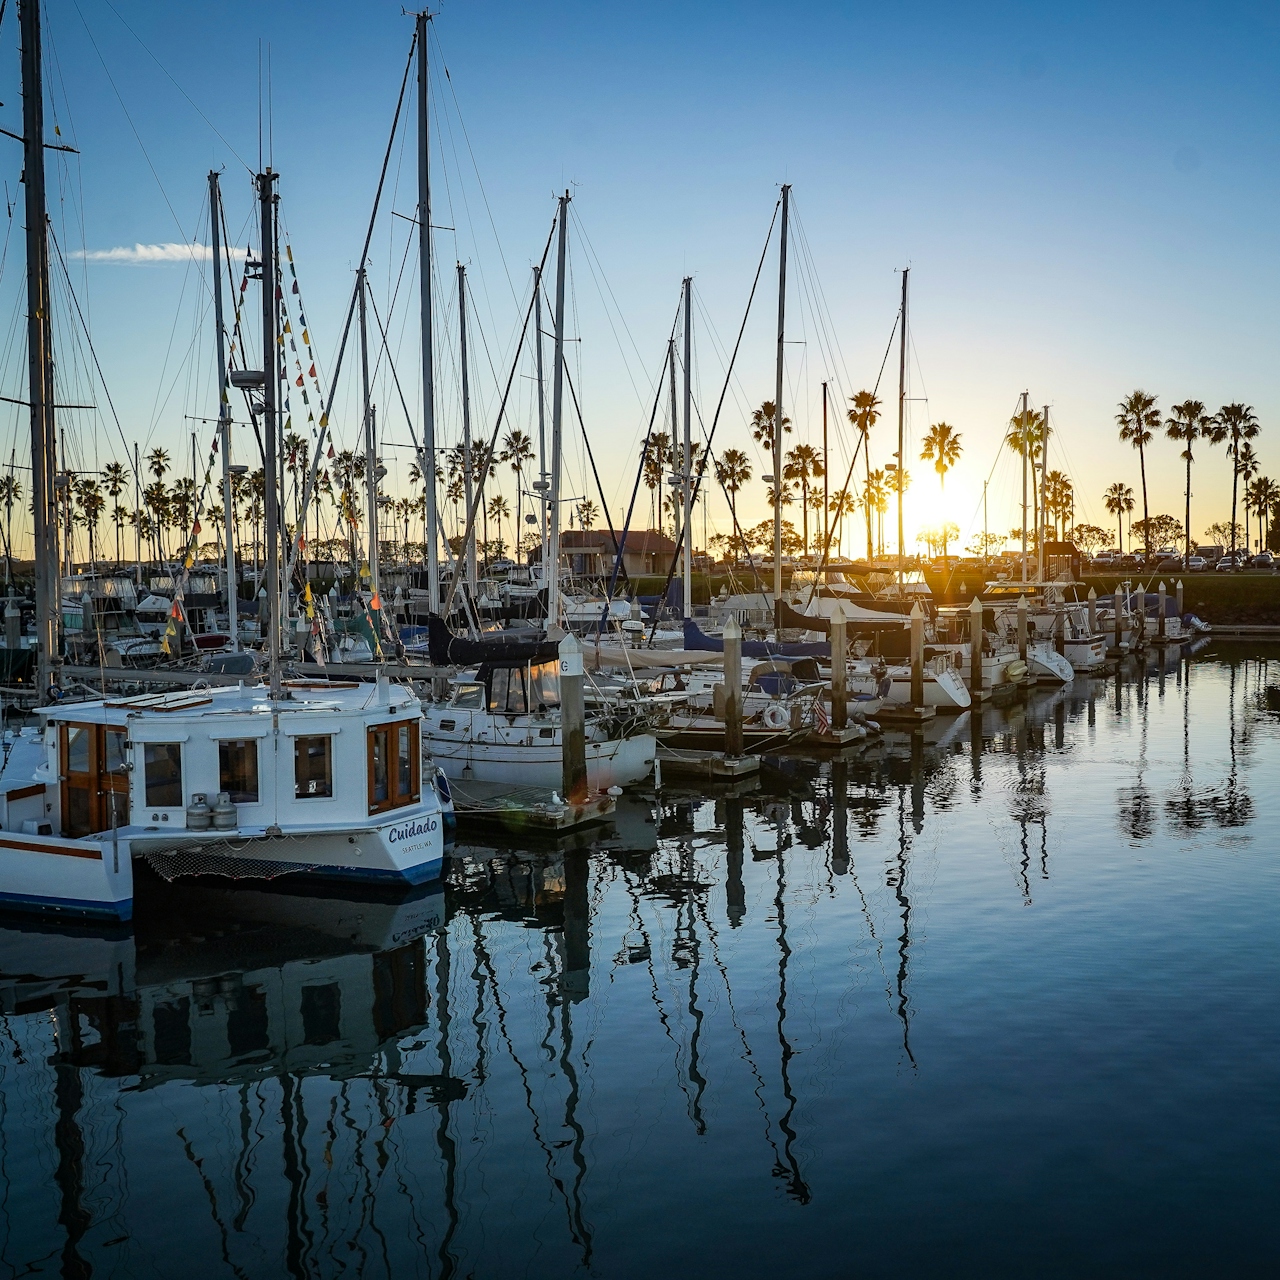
0 675 452 922
61 574 164 667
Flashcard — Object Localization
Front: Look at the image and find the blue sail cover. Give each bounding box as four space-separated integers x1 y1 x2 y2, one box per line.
682 618 830 659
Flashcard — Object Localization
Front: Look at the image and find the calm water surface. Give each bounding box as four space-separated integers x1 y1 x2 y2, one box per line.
1 644 1277 1278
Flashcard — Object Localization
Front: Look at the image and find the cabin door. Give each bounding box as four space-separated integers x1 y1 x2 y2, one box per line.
60 724 129 838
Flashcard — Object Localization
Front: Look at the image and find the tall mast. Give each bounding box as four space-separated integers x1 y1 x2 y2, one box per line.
822 381 829 555
896 266 909 593
133 442 141 581
457 262 477 595
666 337 676 541
1019 389 1029 584
773 184 790 616
20 0 57 697
209 171 239 650
258 168 281 699
534 264 547 569
546 191 570 631
358 267 381 605
1039 405 1050 581
681 276 693 620
416 11 440 610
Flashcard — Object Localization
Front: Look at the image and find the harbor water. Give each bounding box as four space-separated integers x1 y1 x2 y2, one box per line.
0 643 1276 1277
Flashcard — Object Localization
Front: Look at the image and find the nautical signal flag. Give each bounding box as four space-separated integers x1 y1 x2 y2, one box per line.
370 591 382 611
296 374 304 387
192 519 201 536
308 364 316 378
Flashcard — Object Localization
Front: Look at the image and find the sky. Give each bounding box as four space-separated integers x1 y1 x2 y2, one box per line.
0 0 1275 560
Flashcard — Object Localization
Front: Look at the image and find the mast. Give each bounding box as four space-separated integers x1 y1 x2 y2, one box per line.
458 262 477 594
896 266 909 593
681 275 693 620
665 337 676 542
209 171 239 650
258 168 282 698
416 11 440 610
1039 405 1050 581
21 0 57 697
534 264 548 569
1019 389 1029 584
773 184 790 616
822 381 829 556
546 191 570 631
358 267 381 605
133 442 142 582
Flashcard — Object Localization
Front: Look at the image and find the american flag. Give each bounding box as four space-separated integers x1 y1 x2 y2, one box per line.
814 698 830 736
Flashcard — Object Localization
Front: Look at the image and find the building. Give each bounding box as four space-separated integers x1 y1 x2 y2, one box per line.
534 528 680 578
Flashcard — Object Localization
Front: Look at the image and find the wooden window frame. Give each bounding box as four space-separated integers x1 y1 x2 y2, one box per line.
60 724 130 837
367 719 420 815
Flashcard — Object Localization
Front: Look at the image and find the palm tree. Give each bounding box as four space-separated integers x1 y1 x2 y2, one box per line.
920 422 963 557
1247 476 1280 553
0 473 20 581
500 429 534 554
1236 441 1260 554
641 432 672 533
714 448 752 548
1165 400 1213 567
76 479 105 566
783 442 823 554
847 390 881 560
143 481 170 560
1104 482 1134 555
1005 406 1045 550
574 497 597 531
1043 470 1073 540
103 461 129 563
827 490 856 558
147 447 170 484
488 493 512 555
1116 391 1160 560
749 400 791 456
1215 403 1260 564
864 468 889 556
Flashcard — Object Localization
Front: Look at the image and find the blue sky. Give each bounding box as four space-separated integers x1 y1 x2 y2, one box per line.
0 0 1275 557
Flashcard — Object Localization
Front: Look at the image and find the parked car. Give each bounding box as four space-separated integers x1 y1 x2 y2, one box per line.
1155 556 1184 572
1092 551 1117 567
1196 544 1224 565
1216 554 1246 572
1186 556 1208 572
1119 553 1143 568
1251 551 1274 568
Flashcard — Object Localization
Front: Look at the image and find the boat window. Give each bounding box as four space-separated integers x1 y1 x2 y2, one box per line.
104 728 128 774
294 735 333 799
450 683 484 709
488 666 528 714
219 739 260 804
65 725 91 774
528 661 561 710
144 742 183 807
367 719 420 815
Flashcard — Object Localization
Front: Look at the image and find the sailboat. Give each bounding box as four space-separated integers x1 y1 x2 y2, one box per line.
419 191 656 791
0 28 448 922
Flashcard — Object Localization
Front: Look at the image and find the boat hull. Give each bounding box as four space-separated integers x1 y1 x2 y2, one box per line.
426 734 656 790
0 831 133 921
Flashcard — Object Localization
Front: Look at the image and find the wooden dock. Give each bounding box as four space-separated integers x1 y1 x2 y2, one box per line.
448 779 615 834
875 703 937 725
656 746 761 781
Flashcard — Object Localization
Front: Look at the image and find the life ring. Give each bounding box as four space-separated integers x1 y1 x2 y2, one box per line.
761 703 789 731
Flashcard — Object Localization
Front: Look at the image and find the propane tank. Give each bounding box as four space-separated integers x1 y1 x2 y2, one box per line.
185 793 212 830
211 792 238 830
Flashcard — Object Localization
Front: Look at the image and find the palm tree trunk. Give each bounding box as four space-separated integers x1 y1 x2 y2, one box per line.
1139 442 1150 561
864 450 873 561
1230 441 1240 564
1185 454 1192 568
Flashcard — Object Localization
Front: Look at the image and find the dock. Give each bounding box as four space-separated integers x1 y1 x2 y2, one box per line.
875 703 938 725
449 779 616 834
655 746 761 782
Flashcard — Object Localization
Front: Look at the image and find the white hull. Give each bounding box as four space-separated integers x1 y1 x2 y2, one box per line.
1027 642 1076 683
427 733 655 790
848 665 971 710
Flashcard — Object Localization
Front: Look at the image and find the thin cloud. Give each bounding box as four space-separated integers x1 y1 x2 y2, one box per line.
74 242 248 264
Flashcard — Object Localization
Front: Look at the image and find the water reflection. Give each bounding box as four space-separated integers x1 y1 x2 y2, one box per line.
0 642 1276 1276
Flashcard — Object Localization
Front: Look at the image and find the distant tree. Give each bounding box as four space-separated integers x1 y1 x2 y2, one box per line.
1131 514 1182 552
1104 482 1135 555
103 461 129 562
1165 399 1215 567
1247 477 1280 555
920 422 963 557
1071 524 1111 558
783 442 823 554
847 389 881 560
714 448 752 540
1116 390 1161 559
1006 406 1045 549
749 400 791 456
1236 442 1260 552
967 531 1007 560
1215 403 1260 563
1204 521 1243 550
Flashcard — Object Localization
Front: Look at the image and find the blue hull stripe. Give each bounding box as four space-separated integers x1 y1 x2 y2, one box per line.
0 889 133 922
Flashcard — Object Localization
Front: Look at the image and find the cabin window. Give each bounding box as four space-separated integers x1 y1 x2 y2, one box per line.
449 683 484 709
294 735 333 799
144 743 183 808
528 661 561 710
488 666 528 714
66 725 91 774
218 739 260 804
367 719 420 814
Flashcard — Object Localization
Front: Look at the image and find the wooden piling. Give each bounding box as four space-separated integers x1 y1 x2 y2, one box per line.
723 615 744 758
1017 594 1028 663
1158 581 1167 641
910 602 924 709
559 632 588 804
830 604 847 731
1135 586 1146 647
969 594 983 695
1088 586 1097 635
1176 578 1184 618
